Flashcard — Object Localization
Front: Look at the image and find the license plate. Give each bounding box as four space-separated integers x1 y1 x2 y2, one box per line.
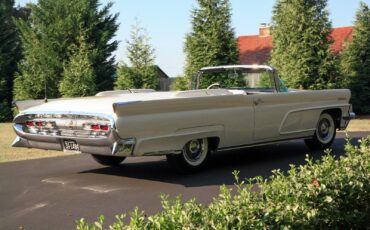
63 140 80 151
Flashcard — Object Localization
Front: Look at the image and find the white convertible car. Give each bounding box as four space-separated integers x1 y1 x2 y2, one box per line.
12 65 354 172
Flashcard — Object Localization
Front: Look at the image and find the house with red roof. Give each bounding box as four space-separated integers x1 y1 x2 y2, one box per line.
237 24 353 65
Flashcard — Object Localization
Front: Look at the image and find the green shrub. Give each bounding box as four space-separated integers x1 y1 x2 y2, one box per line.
170 76 190 91
77 136 370 229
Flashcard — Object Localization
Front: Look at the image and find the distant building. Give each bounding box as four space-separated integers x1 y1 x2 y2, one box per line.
237 24 353 65
154 65 173 91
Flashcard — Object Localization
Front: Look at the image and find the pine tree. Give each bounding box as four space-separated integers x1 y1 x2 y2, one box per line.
184 0 239 89
0 0 29 121
127 20 156 69
270 0 336 89
340 2 370 114
115 21 159 90
59 35 96 97
13 0 118 100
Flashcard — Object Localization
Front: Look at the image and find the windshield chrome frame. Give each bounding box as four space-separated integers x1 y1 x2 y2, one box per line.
192 65 279 92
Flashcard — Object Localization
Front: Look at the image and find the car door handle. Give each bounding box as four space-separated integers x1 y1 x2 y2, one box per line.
254 98 264 105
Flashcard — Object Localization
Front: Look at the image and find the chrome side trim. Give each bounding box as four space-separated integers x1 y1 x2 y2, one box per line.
217 136 312 152
279 128 316 135
142 150 182 156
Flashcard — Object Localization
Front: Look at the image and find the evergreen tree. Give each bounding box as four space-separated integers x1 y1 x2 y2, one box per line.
171 75 190 91
114 64 140 89
59 35 96 97
0 0 14 121
14 0 118 100
127 20 156 69
115 21 159 90
0 0 29 121
140 66 159 89
270 0 336 89
184 0 239 89
340 2 370 114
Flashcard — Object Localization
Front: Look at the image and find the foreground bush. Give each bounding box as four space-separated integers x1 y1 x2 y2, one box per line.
77 136 370 229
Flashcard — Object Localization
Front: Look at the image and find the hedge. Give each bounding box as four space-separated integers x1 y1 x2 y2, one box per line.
77 135 370 229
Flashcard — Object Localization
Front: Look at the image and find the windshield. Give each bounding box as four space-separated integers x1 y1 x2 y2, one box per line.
192 67 277 92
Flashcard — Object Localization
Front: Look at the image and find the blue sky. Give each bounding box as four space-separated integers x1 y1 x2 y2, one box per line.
16 0 370 77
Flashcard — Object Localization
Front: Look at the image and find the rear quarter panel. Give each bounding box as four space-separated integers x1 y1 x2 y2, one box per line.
113 95 254 155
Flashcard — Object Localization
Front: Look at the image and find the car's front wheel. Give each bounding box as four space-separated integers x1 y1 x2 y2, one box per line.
91 154 126 166
166 138 210 173
305 113 336 150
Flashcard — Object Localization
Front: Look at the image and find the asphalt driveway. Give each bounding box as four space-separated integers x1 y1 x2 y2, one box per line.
0 131 368 229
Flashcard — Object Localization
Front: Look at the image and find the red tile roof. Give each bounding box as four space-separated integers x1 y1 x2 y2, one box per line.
238 26 353 65
330 26 353 54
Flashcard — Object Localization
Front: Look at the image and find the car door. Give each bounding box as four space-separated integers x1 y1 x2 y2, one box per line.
252 75 319 141
250 72 296 141
252 92 293 141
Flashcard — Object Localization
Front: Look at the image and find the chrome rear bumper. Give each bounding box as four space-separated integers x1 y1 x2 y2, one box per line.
343 112 356 121
340 106 355 130
12 113 136 157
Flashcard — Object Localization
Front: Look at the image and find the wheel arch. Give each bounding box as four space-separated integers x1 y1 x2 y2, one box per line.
207 136 220 152
321 108 342 128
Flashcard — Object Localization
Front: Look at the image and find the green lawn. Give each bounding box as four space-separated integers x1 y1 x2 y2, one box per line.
343 116 370 131
0 123 76 163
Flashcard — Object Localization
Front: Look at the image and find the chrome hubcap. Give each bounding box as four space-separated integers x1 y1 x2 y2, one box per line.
185 139 203 161
183 138 208 166
189 140 201 154
316 115 334 144
319 119 330 138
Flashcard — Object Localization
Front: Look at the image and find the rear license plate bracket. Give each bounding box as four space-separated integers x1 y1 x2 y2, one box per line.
63 139 80 151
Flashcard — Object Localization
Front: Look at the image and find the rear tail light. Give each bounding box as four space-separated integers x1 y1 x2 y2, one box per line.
82 123 111 137
83 123 110 131
100 125 109 131
24 119 111 138
36 121 44 127
91 124 101 131
25 120 57 135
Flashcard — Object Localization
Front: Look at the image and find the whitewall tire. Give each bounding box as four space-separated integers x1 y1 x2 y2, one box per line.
166 138 210 173
305 113 336 150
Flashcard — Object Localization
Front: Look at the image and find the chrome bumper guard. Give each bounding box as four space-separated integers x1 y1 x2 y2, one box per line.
343 112 356 121
12 123 136 157
112 138 136 156
340 110 355 130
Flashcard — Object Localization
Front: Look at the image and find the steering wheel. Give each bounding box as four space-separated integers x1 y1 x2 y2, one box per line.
207 83 221 89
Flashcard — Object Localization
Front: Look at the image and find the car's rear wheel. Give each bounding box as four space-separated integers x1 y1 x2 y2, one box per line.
91 154 126 166
166 138 210 173
305 113 336 150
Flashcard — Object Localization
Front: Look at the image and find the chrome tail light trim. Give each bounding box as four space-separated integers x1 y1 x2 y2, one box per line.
13 111 115 139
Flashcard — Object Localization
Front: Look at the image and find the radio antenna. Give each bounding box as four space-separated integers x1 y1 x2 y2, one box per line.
44 75 48 103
